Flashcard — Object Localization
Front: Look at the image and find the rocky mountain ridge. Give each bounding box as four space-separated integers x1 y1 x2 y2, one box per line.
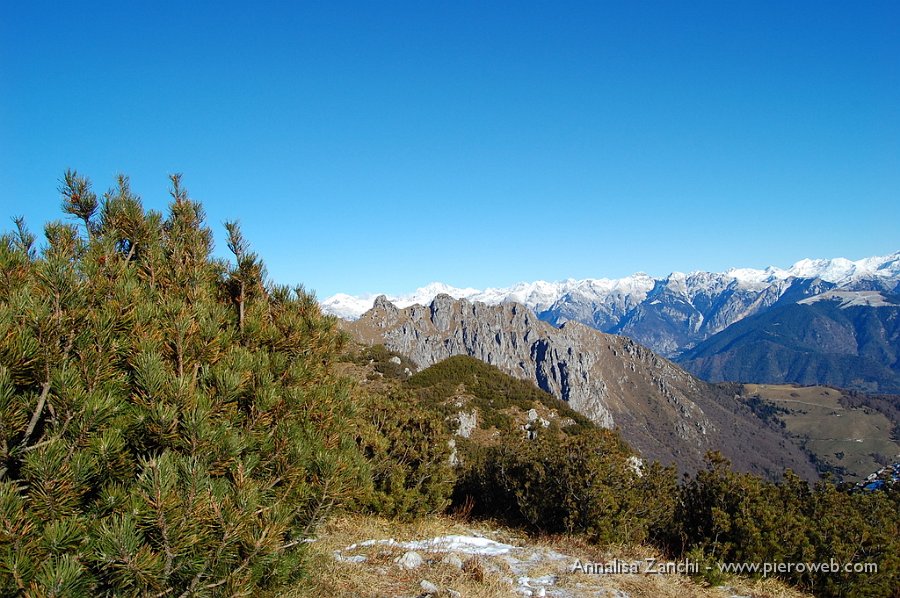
345 294 817 478
324 251 900 359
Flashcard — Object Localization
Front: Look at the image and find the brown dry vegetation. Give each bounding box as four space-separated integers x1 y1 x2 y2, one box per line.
276 514 813 598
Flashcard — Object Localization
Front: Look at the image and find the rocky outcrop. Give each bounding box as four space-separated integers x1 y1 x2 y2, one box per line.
346 295 818 478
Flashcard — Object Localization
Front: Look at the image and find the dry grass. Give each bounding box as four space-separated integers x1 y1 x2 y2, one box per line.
271 513 814 598
725 577 818 598
276 514 520 598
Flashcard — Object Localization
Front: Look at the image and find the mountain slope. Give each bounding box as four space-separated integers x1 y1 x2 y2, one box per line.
740 384 900 482
344 294 817 479
677 292 900 393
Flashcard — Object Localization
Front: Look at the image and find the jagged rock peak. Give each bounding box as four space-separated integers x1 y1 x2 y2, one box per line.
345 294 819 478
372 294 396 310
357 299 655 448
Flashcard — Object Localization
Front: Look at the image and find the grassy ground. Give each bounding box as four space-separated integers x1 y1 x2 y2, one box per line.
279 515 514 598
275 513 812 598
745 384 898 481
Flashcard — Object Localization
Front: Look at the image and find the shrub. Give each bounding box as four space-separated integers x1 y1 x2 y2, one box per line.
351 344 416 381
406 355 594 433
0 173 366 596
672 453 900 596
353 389 455 519
455 427 676 545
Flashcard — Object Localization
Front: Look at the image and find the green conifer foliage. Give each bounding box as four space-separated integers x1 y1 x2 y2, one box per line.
0 174 366 596
457 427 677 545
353 389 454 519
673 453 899 597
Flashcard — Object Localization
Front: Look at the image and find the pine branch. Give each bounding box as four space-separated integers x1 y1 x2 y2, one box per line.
124 241 137 266
22 439 53 453
21 381 50 448
301 477 334 539
238 280 245 333
152 472 176 579
0 381 50 482
189 530 272 598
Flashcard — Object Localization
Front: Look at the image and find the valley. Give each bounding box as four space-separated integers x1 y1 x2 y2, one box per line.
742 384 899 482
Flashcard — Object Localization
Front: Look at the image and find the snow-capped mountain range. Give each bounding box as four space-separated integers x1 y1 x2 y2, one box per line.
322 251 900 357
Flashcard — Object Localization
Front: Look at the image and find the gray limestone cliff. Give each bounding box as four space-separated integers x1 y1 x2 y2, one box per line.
347 294 818 478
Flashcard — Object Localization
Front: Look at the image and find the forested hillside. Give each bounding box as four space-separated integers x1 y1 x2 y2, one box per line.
678 299 900 393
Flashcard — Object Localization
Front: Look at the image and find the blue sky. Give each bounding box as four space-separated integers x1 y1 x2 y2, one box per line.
2 1 898 298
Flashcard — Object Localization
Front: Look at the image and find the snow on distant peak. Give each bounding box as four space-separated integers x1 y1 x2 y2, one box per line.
400 282 483 306
785 252 900 284
320 282 484 320
320 275 652 320
721 252 900 287
320 251 900 320
319 293 379 320
725 266 787 285
788 257 854 281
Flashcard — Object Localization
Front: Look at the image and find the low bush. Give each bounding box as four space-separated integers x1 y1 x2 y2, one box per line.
454 427 676 545
352 389 456 519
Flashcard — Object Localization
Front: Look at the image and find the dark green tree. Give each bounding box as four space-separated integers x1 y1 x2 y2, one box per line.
672 453 899 597
457 427 676 544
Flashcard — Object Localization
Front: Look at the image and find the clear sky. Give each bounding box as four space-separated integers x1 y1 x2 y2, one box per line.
2 1 898 298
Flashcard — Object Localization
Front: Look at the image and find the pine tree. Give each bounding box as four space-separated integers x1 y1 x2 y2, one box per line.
0 173 367 596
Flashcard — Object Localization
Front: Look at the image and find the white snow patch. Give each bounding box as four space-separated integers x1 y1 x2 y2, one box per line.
401 535 516 556
333 552 368 563
339 534 516 557
335 534 574 595
798 290 895 309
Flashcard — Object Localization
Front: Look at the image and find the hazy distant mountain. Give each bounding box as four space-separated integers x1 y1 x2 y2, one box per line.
344 294 817 479
323 252 900 359
678 291 900 393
